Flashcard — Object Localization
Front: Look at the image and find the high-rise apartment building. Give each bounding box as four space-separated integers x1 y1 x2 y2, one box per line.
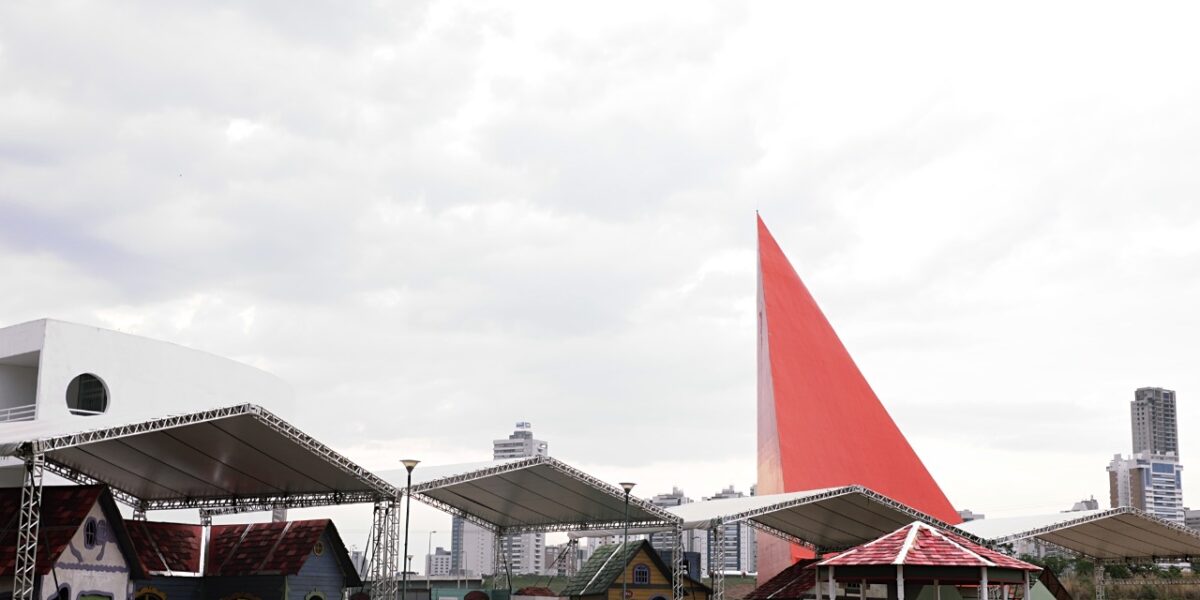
1108 453 1185 524
1184 508 1200 531
426 547 452 577
705 486 757 574
1108 387 1185 524
1132 387 1179 456
450 422 549 575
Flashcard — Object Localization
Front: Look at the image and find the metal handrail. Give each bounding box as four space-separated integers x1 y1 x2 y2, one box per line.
0 403 36 422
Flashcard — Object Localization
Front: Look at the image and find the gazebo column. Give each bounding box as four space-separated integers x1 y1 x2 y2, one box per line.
814 567 821 600
896 565 905 600
1023 571 1031 600
980 567 988 600
860 578 867 600
13 451 44 600
827 566 835 600
934 579 940 600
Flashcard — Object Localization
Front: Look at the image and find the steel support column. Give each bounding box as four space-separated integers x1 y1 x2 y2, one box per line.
671 522 685 600
709 522 726 600
369 499 400 600
14 452 45 600
1093 562 1105 600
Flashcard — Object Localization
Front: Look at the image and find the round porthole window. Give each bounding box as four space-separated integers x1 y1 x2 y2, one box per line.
66 374 109 416
313 541 325 556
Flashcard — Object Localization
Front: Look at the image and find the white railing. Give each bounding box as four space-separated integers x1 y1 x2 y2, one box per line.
0 403 37 422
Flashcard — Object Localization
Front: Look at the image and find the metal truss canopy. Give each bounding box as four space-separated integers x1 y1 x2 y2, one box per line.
570 486 969 552
0 404 399 510
380 456 678 533
956 507 1200 561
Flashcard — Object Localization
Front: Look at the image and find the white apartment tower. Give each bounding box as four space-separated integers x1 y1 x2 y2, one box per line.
450 422 549 575
1108 387 1185 524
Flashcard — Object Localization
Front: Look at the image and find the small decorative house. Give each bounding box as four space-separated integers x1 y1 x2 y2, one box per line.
561 540 709 600
129 519 361 600
0 486 144 600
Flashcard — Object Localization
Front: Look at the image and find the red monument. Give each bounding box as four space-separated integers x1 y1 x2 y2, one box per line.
756 216 960 581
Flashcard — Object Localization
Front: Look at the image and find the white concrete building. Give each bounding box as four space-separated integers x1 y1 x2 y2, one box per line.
705 485 757 574
0 319 294 483
426 546 453 577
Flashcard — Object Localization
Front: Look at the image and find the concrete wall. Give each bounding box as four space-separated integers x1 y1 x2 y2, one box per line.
0 319 293 422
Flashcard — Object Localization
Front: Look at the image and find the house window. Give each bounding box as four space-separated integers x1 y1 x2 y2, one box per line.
633 564 651 584
79 594 113 600
313 541 325 556
66 374 109 416
84 518 98 548
305 593 326 600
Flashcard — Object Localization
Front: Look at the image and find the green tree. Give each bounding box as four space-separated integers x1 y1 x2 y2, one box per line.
1104 564 1132 579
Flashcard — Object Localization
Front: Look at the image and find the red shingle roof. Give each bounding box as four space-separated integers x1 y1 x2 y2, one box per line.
743 559 817 600
207 519 331 576
819 522 1040 571
127 521 203 573
0 486 105 576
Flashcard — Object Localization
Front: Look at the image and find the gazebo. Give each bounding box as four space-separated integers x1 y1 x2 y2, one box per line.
814 521 1042 600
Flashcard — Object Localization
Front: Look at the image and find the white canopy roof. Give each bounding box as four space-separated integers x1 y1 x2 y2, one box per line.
957 507 1200 560
0 403 397 510
571 485 964 552
378 456 677 533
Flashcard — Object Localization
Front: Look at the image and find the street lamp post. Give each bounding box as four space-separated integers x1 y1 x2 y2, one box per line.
620 482 636 600
401 459 420 600
427 531 437 590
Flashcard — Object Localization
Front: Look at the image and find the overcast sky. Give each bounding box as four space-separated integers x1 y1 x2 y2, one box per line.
4 1 1200 559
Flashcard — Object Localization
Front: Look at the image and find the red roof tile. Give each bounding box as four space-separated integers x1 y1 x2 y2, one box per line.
207 519 331 576
819 522 1040 571
0 486 105 576
743 559 818 600
127 521 203 573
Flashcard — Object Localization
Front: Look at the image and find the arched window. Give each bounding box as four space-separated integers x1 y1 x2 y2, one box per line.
633 564 651 585
66 374 109 416
84 518 98 548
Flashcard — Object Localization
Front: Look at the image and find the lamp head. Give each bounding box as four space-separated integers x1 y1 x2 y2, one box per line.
620 482 636 493
401 458 421 472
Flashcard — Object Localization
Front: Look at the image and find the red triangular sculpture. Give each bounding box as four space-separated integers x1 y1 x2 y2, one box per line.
756 216 960 582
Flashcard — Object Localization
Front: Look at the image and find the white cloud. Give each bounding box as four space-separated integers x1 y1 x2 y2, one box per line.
4 0 1200 552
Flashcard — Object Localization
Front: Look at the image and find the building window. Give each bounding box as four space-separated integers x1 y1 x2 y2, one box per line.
135 589 166 600
84 518 98 548
48 584 70 600
66 374 109 416
305 593 325 600
633 564 651 584
314 540 325 556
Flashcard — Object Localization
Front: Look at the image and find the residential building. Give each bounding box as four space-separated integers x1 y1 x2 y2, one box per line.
450 422 549 575
1108 452 1185 524
956 509 985 522
1070 497 1100 512
1185 508 1200 531
705 485 757 574
647 487 709 576
1132 387 1179 456
427 546 452 577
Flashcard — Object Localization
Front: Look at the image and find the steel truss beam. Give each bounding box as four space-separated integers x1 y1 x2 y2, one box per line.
14 451 44 600
742 519 819 552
